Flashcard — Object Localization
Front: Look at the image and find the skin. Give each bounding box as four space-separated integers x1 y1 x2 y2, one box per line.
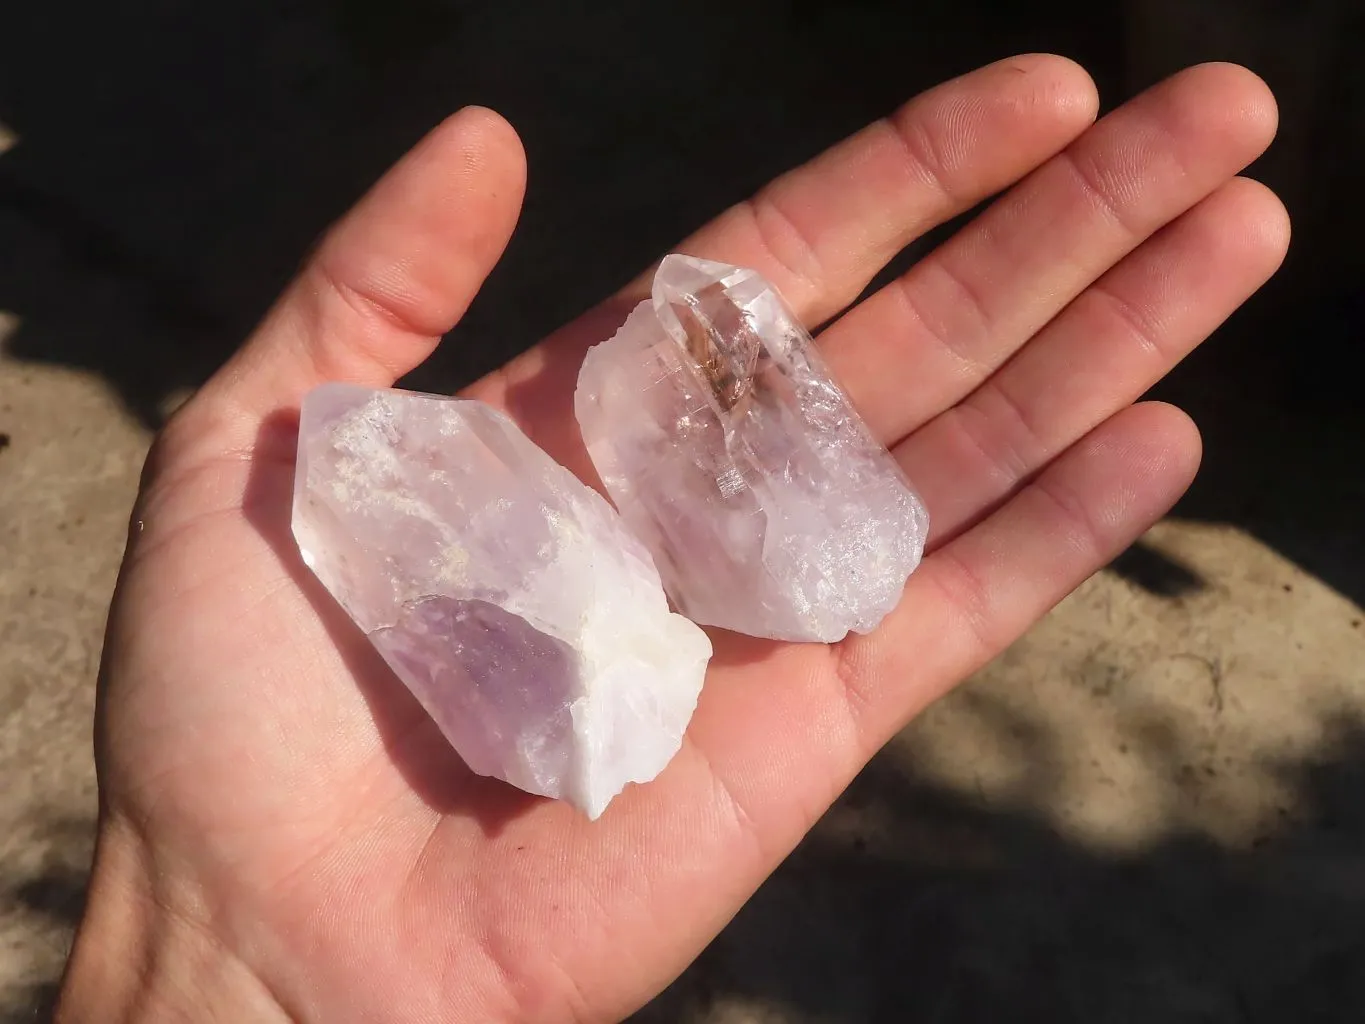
56 55 1288 1023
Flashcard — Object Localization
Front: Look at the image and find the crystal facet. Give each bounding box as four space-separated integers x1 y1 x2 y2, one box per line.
292 384 712 818
575 254 929 643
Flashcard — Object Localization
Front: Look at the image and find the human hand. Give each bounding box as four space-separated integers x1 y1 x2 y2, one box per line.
57 56 1286 1023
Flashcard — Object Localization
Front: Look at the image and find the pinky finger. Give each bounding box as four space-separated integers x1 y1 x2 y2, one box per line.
838 401 1203 753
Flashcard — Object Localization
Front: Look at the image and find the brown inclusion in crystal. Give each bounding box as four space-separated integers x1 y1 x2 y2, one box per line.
674 282 763 415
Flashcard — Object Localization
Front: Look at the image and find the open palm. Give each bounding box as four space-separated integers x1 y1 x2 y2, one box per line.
65 56 1286 1023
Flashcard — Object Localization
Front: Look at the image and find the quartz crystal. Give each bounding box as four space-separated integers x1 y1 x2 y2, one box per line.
292 384 712 818
575 254 929 643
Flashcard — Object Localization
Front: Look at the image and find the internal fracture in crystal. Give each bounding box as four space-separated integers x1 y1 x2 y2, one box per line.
292 384 712 818
575 255 929 643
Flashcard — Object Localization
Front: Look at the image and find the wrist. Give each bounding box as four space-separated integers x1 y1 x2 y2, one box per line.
56 816 291 1023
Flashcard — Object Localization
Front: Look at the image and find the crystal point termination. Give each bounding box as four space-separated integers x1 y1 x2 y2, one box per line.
575 254 929 643
292 384 712 819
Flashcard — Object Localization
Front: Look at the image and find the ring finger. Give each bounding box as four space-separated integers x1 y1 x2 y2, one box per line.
899 174 1289 549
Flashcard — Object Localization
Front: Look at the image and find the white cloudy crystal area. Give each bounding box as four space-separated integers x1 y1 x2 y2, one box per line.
575 255 929 643
292 384 712 818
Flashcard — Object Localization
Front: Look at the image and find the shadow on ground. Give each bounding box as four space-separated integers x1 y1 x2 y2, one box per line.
0 817 89 1023
633 706 1365 1024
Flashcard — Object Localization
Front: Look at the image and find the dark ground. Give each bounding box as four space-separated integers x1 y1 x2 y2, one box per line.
2 1 1364 1021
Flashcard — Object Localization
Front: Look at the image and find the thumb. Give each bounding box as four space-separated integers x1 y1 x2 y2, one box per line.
186 106 526 449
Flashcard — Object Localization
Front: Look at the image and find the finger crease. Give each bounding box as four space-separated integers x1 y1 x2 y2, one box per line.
973 377 1050 477
923 545 998 659
829 641 880 759
742 192 824 304
312 259 440 349
884 109 956 203
928 253 997 356
946 388 1032 489
1032 470 1107 564
687 738 766 862
892 272 991 380
1057 148 1141 240
1087 279 1167 362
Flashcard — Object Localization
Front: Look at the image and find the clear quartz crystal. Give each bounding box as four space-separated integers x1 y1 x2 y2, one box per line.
575 254 929 643
292 384 712 818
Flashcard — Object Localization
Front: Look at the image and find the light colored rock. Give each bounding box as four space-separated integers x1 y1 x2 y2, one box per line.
575 254 929 643
292 384 711 818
